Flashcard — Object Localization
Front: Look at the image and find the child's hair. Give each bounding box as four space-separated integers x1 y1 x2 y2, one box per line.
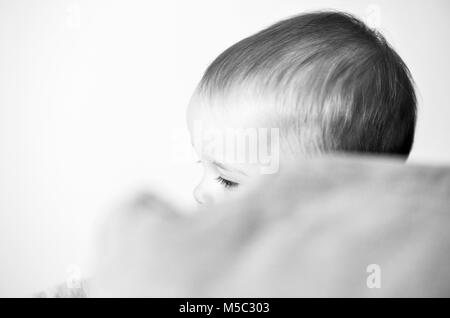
195 11 417 157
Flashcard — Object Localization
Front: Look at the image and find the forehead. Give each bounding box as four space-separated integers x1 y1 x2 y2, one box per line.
187 88 285 147
187 92 263 130
187 94 281 173
187 92 268 151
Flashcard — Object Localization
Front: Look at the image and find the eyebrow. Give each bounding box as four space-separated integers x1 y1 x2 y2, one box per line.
212 160 248 176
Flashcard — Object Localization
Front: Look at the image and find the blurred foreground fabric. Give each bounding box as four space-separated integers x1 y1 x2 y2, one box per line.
89 156 450 297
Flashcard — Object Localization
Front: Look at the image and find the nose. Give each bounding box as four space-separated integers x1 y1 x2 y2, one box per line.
193 185 211 206
194 196 203 205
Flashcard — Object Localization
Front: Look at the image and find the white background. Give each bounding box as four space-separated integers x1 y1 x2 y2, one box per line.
0 0 449 296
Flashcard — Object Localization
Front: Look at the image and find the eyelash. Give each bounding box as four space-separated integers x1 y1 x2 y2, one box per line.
216 176 239 189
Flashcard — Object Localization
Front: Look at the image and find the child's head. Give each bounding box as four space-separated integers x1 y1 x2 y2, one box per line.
187 11 416 205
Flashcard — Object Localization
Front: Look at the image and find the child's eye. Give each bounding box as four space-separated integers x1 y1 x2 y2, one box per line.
216 176 239 189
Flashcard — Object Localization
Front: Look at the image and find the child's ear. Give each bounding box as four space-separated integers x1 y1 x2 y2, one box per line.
126 192 180 218
96 191 180 247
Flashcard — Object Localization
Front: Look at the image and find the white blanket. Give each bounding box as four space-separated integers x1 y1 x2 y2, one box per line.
90 156 450 297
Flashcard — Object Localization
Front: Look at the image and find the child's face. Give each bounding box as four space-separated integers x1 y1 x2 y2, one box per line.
186 96 278 206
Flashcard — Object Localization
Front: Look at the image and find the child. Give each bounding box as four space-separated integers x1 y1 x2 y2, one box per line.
37 10 418 298
187 11 416 205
